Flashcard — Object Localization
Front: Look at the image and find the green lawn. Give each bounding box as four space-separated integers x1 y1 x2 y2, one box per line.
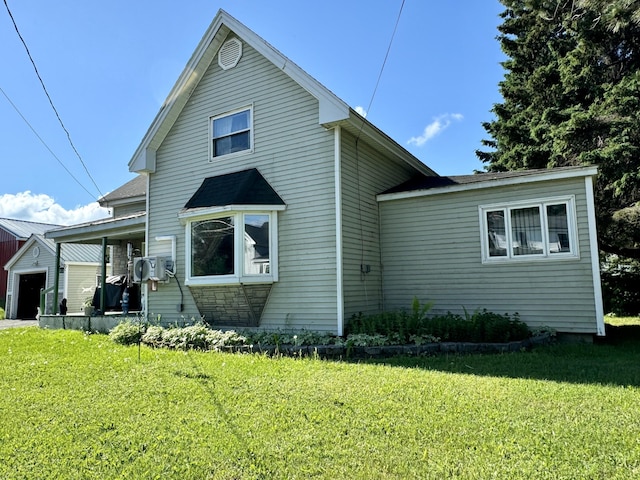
1 327 639 479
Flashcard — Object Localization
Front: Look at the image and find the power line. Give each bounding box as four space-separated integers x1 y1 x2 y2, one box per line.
0 86 99 200
3 0 104 199
357 0 406 138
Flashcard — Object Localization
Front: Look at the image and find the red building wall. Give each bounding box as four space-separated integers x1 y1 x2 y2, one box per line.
0 228 22 308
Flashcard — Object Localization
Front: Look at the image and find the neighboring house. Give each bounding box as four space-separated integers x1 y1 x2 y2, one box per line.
0 218 60 310
4 234 102 319
45 175 146 314
45 10 604 337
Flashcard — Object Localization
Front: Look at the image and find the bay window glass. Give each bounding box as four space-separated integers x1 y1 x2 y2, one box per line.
244 214 270 275
191 217 234 276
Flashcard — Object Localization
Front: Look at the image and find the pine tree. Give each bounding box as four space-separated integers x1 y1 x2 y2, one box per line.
479 0 640 258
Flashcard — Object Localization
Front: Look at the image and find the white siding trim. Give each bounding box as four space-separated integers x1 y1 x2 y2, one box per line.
377 167 599 202
585 176 605 336
334 126 344 336
143 174 150 315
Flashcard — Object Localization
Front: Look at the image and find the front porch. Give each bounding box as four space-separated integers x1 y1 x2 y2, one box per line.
39 312 138 334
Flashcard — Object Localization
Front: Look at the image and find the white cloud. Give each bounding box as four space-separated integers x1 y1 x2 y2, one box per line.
0 191 110 226
354 106 367 118
407 113 464 147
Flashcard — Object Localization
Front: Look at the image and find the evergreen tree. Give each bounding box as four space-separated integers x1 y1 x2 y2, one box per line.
479 0 640 258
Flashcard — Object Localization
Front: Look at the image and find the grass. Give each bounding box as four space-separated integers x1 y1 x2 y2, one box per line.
1 327 640 479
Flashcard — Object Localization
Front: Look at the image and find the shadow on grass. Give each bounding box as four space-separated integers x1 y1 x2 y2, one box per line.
357 324 640 388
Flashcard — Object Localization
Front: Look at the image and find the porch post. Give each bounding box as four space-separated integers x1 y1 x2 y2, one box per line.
52 242 61 314
100 237 108 313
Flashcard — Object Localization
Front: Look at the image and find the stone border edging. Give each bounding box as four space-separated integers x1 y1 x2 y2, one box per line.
214 333 553 359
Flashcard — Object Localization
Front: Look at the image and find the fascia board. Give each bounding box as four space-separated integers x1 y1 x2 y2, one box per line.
178 204 287 224
44 214 146 244
4 235 54 271
377 166 599 202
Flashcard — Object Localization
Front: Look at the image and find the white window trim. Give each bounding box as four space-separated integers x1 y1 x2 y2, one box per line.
479 195 579 264
208 105 254 161
184 209 279 286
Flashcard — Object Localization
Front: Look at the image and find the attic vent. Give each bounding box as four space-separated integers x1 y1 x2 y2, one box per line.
218 38 242 70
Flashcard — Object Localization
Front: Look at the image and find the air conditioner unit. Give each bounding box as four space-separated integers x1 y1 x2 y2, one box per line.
133 256 167 282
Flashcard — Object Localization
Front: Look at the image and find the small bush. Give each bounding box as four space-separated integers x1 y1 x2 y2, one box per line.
109 321 144 345
0 308 5 320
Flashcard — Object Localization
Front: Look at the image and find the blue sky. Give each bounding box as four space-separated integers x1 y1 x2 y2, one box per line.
0 0 506 225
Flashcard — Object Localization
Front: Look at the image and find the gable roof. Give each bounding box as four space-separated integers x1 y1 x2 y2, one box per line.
4 234 103 271
378 166 599 201
0 218 60 240
183 169 285 210
128 9 434 178
99 175 146 207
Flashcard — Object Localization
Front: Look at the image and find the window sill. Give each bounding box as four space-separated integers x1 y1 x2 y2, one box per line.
481 253 580 265
185 275 275 286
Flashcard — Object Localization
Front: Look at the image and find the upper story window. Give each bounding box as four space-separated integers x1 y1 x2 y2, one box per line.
210 107 252 160
480 196 578 263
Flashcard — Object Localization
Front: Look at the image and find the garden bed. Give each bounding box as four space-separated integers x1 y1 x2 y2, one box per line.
214 333 553 359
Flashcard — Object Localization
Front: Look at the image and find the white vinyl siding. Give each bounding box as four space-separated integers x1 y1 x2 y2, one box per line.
65 264 100 313
340 130 419 320
379 177 600 334
146 38 339 331
112 201 145 219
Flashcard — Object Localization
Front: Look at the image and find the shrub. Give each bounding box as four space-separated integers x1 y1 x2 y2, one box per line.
109 321 144 345
0 308 5 320
601 254 640 316
347 304 530 343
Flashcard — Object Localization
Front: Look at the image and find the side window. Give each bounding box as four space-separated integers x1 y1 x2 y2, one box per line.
481 197 577 263
210 107 252 159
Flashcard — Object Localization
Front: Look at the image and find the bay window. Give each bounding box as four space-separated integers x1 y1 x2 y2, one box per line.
184 210 279 285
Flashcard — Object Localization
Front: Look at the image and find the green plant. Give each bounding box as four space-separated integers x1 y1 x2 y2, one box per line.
108 320 144 345
348 301 530 344
0 307 5 320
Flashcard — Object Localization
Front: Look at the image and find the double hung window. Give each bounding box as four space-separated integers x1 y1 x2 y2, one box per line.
480 197 577 262
210 107 252 159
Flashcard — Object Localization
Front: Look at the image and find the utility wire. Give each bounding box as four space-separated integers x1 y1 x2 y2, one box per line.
356 0 406 141
3 0 104 199
0 86 98 200
353 0 407 301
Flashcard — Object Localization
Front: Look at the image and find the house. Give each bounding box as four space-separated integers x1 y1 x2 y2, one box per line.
0 218 60 311
44 10 604 338
43 175 146 317
4 234 103 319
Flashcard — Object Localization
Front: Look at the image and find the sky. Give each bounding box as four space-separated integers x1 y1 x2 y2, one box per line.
0 0 506 226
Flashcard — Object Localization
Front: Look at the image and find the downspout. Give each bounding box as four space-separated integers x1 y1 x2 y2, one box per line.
334 126 344 336
100 237 108 313
52 242 61 314
585 175 605 336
